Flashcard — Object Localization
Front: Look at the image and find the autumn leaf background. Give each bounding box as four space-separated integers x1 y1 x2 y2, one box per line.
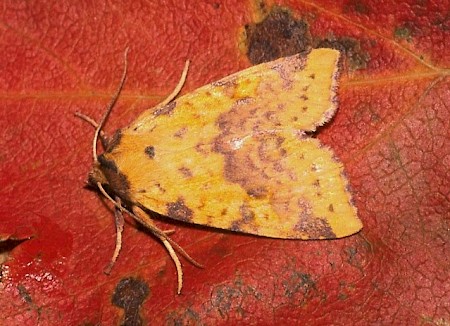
1 0 448 324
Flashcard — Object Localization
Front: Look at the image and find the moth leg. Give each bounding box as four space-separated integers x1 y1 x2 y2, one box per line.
163 234 204 268
74 112 110 149
104 196 125 275
96 182 202 293
74 112 99 129
132 207 184 293
132 207 203 268
161 239 183 294
162 229 175 236
159 60 190 107
132 206 203 294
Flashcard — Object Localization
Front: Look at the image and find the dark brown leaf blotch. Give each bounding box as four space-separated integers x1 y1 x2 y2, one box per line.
245 7 311 64
112 277 150 326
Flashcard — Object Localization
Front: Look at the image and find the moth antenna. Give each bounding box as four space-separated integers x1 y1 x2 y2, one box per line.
160 60 190 107
93 47 130 162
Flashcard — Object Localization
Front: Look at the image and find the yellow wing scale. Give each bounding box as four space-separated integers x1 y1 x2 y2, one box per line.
102 48 362 239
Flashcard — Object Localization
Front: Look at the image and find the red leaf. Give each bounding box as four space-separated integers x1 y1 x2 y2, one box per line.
1 1 448 324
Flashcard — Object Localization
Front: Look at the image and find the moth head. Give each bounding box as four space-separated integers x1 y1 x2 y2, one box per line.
88 161 108 187
89 154 131 203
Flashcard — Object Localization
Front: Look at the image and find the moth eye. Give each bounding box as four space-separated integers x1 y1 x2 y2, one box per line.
145 146 155 158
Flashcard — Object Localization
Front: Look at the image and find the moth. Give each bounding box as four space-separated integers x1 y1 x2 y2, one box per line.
77 48 362 294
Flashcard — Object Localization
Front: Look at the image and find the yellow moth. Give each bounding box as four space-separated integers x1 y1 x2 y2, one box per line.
78 48 362 294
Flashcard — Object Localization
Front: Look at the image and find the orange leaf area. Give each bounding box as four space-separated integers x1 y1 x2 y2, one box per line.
1 0 448 324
